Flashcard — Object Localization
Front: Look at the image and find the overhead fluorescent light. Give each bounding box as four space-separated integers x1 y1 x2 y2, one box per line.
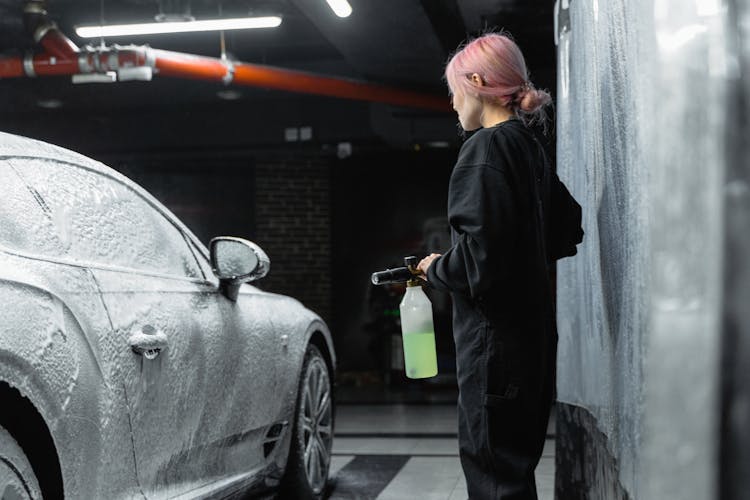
75 16 282 38
326 0 352 18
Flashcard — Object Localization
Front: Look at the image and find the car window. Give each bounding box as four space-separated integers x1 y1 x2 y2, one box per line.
187 237 216 282
10 158 202 278
0 162 68 257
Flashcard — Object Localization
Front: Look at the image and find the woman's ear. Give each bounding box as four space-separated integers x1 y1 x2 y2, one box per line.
470 73 484 87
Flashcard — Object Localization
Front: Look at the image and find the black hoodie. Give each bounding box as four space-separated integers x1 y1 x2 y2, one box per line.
426 118 583 349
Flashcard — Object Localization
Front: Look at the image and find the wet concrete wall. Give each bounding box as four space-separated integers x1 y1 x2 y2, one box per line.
554 0 736 498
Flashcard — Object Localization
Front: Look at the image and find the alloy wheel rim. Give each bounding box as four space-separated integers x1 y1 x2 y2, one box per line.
301 357 332 494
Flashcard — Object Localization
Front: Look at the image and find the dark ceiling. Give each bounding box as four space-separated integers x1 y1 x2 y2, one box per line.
0 0 556 152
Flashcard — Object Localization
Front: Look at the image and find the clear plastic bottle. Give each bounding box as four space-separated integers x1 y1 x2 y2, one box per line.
399 282 438 379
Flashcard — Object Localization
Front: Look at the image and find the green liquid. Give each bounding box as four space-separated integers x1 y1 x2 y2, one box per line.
402 332 438 379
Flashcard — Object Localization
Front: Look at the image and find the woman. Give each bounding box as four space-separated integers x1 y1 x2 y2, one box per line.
417 33 583 499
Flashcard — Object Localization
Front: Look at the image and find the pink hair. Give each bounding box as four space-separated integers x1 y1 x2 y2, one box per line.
445 33 551 124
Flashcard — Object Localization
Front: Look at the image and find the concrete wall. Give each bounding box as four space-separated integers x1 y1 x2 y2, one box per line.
554 0 736 498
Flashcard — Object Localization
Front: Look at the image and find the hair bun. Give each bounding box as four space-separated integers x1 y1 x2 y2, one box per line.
519 87 552 113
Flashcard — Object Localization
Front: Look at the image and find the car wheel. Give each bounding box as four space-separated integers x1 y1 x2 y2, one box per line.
279 344 333 500
0 424 42 500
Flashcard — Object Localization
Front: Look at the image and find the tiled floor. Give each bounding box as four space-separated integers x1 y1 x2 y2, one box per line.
326 404 555 500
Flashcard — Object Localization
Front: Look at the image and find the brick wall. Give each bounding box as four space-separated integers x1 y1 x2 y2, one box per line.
254 152 332 324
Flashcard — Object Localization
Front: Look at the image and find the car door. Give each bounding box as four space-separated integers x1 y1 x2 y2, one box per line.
10 157 235 496
182 238 287 481
91 216 285 494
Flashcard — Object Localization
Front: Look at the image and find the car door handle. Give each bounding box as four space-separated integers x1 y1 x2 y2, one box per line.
129 326 168 360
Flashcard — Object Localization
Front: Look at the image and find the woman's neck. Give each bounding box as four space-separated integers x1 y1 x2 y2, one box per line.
481 103 515 128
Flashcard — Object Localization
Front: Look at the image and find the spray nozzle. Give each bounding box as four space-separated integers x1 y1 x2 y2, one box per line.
371 256 423 286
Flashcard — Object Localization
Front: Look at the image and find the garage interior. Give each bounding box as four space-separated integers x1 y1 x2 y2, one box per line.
2 0 749 499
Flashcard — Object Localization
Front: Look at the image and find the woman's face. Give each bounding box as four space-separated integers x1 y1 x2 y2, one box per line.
451 88 483 131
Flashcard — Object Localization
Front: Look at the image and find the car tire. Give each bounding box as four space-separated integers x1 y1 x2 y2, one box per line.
278 344 333 500
0 424 42 500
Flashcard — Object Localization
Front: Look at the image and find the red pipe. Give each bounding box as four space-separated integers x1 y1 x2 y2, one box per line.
0 45 450 112
38 28 78 59
0 58 24 78
29 54 78 76
150 49 450 111
232 63 448 111
152 50 230 81
78 49 150 73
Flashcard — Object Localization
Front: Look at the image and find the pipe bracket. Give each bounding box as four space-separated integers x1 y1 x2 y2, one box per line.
78 51 92 73
23 52 36 77
144 47 156 68
222 60 235 85
108 50 119 71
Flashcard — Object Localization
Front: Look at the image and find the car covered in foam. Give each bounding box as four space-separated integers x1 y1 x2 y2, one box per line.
0 131 335 499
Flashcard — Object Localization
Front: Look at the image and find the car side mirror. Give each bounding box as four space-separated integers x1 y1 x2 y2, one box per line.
209 237 270 301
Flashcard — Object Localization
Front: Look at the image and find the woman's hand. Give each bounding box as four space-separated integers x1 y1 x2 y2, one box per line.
417 253 441 280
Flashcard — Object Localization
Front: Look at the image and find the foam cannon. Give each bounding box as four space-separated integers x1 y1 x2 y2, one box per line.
371 256 438 379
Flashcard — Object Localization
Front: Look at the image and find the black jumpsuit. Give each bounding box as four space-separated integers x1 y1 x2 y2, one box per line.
426 119 582 500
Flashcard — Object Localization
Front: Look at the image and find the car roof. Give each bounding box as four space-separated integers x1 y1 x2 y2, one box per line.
0 131 210 258
0 131 106 171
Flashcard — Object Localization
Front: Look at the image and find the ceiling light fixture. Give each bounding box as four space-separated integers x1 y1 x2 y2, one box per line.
75 16 282 38
325 0 352 18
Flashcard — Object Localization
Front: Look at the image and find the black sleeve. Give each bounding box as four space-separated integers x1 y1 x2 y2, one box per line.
549 173 584 260
426 163 518 298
